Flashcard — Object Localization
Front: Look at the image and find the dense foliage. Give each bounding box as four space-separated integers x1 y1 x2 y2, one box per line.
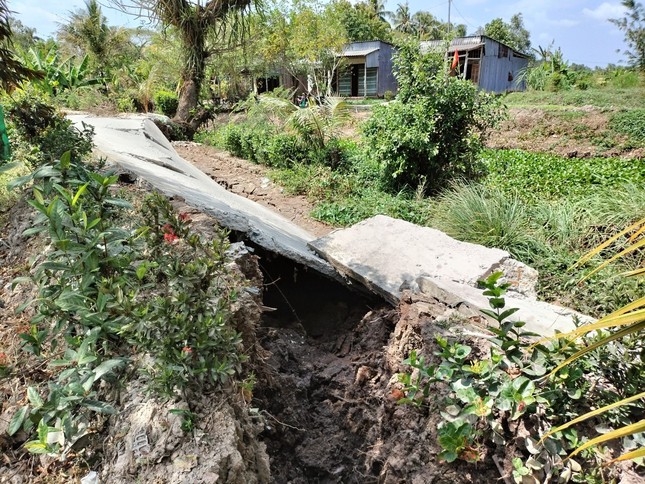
362 40 504 193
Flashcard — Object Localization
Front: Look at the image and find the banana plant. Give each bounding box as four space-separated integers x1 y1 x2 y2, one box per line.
21 47 101 95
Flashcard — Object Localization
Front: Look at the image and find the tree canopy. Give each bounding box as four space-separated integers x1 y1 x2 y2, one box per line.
482 13 531 53
610 0 645 70
0 0 42 92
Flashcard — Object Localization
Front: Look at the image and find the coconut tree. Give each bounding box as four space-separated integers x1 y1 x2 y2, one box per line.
392 2 415 35
365 0 392 23
110 0 257 130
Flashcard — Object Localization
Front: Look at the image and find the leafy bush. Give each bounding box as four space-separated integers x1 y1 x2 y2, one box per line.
154 90 179 117
398 273 641 477
262 133 307 168
7 146 246 459
124 194 245 395
363 40 504 193
3 91 93 166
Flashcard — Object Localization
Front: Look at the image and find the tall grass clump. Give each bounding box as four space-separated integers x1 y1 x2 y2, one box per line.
430 184 539 260
430 180 645 317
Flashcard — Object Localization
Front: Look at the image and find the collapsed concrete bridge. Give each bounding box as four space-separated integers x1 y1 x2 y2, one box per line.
70 114 590 336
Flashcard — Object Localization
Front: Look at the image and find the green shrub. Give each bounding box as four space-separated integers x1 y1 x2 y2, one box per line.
154 90 179 117
363 40 504 193
263 133 307 168
218 123 245 156
383 90 395 101
4 91 93 166
117 96 135 113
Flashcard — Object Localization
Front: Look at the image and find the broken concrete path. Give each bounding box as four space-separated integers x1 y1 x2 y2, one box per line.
68 114 338 280
309 215 590 335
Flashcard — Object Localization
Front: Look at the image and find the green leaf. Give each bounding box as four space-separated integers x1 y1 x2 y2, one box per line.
92 358 125 382
8 174 33 190
72 183 89 207
80 400 116 414
136 264 148 280
27 387 43 408
7 406 29 436
22 226 47 237
104 198 133 209
59 151 71 170
0 162 19 174
24 441 49 454
37 419 48 442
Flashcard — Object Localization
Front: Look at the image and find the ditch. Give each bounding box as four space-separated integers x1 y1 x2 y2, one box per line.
249 246 502 483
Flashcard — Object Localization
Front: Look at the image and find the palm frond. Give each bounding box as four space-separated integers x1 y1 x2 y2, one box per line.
539 392 645 444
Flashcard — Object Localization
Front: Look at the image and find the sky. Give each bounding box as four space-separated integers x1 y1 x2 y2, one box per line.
7 0 631 68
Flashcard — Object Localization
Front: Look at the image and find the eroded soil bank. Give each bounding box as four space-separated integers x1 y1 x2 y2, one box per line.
252 251 502 483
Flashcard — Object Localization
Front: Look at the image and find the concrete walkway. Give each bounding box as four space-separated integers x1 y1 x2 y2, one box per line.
69 114 339 280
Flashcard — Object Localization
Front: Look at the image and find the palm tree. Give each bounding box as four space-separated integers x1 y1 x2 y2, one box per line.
365 0 391 23
58 0 134 78
110 0 257 130
0 0 42 92
412 11 442 40
392 2 415 35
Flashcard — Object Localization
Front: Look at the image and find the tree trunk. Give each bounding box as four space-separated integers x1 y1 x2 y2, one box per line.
175 76 200 124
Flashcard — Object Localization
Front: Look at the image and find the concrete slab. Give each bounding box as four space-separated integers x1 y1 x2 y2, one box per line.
309 215 590 335
309 215 532 303
415 277 590 335
69 114 338 280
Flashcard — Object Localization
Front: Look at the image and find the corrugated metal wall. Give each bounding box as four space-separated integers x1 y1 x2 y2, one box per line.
377 43 398 96
478 38 529 93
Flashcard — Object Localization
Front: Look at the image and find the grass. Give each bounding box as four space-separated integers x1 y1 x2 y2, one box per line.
429 182 644 317
503 86 645 110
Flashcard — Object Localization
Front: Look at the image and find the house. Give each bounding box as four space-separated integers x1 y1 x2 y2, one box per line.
421 35 530 93
335 41 397 98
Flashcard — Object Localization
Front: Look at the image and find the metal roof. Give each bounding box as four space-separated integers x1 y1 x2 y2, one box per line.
421 37 484 54
341 47 379 57
420 35 530 57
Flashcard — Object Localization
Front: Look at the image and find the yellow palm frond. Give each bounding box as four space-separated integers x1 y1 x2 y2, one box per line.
574 217 645 269
567 420 645 460
607 447 645 465
539 391 645 443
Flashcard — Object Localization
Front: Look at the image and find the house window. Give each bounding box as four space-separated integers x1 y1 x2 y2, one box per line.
498 45 509 58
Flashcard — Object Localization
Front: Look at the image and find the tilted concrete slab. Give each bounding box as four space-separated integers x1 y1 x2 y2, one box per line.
415 277 589 335
309 215 590 335
68 114 338 280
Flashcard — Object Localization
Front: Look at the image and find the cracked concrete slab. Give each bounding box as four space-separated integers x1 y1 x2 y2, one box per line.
309 215 590 334
69 114 339 280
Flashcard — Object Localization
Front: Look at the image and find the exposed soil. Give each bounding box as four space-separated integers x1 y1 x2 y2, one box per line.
485 107 643 159
173 142 331 238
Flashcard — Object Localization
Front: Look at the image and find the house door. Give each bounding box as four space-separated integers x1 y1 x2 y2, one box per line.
469 62 480 84
351 65 360 96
